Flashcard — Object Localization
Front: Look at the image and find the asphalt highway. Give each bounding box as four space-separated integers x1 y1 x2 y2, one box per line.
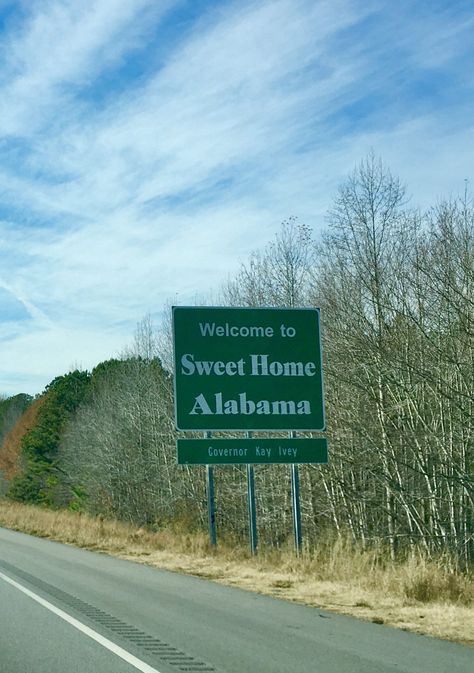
0 527 472 673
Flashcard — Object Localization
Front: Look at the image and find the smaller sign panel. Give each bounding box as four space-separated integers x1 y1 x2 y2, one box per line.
177 437 328 465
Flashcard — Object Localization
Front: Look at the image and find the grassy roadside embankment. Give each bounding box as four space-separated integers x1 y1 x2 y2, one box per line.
0 500 472 646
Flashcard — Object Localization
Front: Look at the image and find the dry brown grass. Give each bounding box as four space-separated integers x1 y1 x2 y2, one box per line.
0 500 473 646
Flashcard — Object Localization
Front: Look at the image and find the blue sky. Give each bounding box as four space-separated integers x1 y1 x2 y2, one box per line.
0 0 473 396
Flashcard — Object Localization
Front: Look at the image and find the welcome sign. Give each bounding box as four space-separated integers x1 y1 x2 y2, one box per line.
172 306 325 431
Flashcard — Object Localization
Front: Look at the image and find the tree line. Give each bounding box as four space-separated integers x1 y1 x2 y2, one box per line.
1 155 472 566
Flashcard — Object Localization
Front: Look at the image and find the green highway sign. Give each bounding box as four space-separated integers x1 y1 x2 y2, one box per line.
172 306 325 431
177 437 328 465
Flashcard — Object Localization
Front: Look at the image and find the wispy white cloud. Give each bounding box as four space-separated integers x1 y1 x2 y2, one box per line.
0 0 473 395
0 0 175 134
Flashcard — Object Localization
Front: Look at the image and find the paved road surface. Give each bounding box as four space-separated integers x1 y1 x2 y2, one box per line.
0 527 472 673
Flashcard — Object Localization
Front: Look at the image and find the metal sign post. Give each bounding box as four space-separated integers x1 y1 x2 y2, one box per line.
291 463 302 554
206 465 217 547
247 464 257 555
290 431 302 554
246 432 258 555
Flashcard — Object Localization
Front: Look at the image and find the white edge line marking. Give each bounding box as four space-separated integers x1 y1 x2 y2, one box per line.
0 570 162 673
